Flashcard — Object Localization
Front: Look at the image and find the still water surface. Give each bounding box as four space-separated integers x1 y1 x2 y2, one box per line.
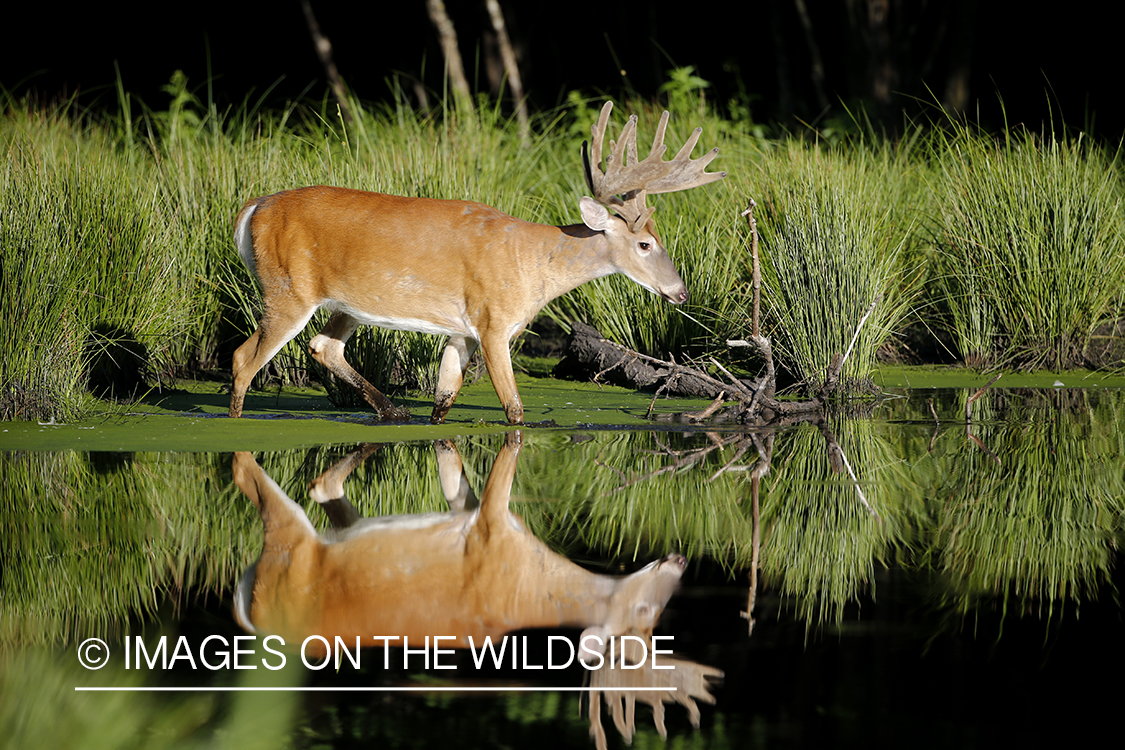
2 388 1122 748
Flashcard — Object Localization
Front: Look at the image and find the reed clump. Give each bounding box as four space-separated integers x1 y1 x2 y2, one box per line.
1 106 187 421
929 121 1125 370
750 137 923 391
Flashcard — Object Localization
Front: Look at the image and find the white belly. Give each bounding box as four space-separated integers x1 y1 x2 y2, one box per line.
331 301 478 340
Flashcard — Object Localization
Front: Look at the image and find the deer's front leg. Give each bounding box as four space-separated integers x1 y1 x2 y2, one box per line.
478 333 523 424
434 439 478 511
431 336 479 424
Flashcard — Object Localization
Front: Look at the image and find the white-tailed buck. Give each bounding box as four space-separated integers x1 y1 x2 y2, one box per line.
232 432 687 653
228 102 726 423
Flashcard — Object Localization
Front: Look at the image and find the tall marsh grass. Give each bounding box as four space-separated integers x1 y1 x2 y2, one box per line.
930 122 1125 369
751 138 923 390
1 107 188 420
3 79 1123 422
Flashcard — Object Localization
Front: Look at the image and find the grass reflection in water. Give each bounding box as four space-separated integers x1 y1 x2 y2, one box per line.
1 387 1122 747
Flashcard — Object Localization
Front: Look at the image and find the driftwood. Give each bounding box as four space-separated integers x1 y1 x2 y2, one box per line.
553 322 736 399
555 199 882 424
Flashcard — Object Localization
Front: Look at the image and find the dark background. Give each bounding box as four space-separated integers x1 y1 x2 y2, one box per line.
2 0 1119 137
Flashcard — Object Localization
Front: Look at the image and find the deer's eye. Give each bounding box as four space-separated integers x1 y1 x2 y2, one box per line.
638 241 651 251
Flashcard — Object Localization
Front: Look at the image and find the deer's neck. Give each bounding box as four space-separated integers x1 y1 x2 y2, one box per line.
479 554 619 631
528 224 614 303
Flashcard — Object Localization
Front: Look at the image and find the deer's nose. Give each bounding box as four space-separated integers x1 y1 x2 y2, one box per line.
665 553 687 570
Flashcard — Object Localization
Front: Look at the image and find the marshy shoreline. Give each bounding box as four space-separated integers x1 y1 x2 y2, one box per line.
4 79 1123 423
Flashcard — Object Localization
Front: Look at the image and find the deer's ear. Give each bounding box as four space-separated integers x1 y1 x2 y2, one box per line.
580 197 615 232
633 601 657 629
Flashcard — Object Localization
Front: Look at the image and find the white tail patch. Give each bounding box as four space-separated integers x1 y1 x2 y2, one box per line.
234 203 258 280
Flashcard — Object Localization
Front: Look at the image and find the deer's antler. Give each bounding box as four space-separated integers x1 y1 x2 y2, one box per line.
585 636 724 750
582 101 726 232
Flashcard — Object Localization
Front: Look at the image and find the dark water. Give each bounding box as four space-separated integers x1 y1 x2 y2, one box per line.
2 388 1122 748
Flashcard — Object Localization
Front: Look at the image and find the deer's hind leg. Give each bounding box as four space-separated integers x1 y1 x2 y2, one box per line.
230 304 318 418
308 443 380 527
308 312 410 422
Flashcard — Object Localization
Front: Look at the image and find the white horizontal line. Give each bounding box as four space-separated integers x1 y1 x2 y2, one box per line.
75 686 676 693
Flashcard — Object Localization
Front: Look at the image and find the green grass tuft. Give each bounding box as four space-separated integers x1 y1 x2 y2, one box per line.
750 137 923 390
930 119 1125 369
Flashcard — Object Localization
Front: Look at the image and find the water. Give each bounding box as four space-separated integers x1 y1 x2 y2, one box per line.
2 387 1122 748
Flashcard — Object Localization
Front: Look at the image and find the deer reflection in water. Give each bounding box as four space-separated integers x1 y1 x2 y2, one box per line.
231 432 720 748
